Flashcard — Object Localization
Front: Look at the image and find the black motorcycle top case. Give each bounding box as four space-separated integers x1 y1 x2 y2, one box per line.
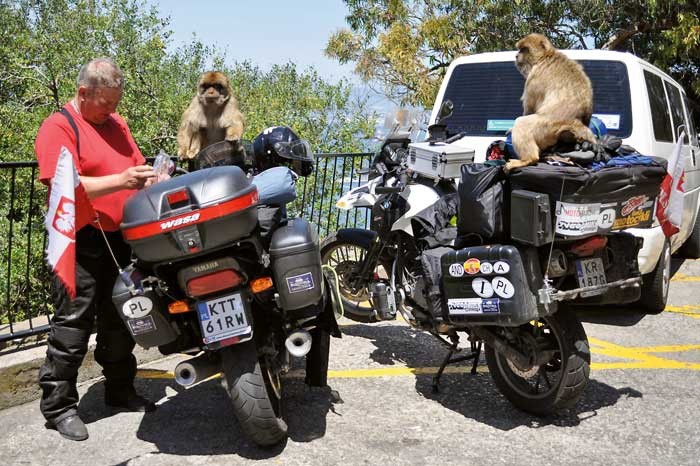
269 219 323 311
121 166 259 263
441 245 539 326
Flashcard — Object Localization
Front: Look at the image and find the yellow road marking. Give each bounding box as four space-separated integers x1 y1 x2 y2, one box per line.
664 305 700 318
136 337 700 381
622 344 700 353
588 337 700 370
671 273 700 282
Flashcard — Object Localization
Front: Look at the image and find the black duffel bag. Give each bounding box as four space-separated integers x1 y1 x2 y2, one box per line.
508 159 667 204
457 163 508 246
508 159 667 236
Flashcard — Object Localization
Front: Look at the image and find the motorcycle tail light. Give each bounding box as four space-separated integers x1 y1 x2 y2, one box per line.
187 269 243 296
250 276 274 294
168 300 191 314
167 189 190 206
570 235 608 257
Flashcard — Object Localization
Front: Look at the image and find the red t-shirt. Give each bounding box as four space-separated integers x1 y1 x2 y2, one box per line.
35 104 145 231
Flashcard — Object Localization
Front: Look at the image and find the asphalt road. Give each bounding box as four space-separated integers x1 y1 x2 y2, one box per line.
2 258 699 466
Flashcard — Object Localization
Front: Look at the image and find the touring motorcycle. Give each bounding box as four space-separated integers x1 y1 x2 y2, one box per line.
112 127 340 446
322 109 666 414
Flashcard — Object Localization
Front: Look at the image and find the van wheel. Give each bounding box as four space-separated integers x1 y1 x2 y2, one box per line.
638 240 670 314
679 211 700 258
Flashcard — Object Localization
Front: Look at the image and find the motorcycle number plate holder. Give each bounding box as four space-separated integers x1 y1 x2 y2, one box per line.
197 292 252 345
575 257 607 297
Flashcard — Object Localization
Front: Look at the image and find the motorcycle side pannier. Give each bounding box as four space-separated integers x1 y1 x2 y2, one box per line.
269 219 323 312
121 166 259 263
112 265 178 348
440 245 539 326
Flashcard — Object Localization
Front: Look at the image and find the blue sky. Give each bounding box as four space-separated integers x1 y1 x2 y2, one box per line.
149 0 356 82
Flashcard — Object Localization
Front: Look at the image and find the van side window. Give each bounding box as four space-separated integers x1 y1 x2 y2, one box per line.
644 70 673 142
664 81 688 143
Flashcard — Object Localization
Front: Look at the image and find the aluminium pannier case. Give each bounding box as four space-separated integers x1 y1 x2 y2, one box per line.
407 141 475 180
121 166 259 263
440 245 539 326
508 161 666 238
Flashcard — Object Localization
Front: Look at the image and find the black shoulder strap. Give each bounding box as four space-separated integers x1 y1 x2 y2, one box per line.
59 107 80 158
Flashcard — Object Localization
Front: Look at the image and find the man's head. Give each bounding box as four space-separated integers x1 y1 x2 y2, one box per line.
75 58 124 125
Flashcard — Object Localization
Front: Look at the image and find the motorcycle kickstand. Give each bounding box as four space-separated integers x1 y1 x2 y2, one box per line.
431 340 483 393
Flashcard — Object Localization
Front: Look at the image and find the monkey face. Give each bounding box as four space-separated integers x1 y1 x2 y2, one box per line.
197 71 231 107
515 33 553 77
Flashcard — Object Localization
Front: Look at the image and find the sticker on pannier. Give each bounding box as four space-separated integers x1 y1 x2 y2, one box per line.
555 202 601 236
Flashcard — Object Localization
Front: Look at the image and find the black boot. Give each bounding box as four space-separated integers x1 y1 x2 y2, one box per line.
105 388 156 413
49 414 89 441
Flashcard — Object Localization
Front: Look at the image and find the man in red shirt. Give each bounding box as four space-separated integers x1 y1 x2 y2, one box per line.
36 58 158 441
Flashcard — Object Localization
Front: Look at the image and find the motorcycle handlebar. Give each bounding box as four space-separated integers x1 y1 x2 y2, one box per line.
445 131 466 144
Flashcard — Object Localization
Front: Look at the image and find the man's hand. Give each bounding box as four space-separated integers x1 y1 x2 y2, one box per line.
144 172 171 188
120 165 156 190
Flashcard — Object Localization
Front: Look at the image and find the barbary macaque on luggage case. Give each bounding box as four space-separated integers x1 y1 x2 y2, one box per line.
506 33 596 172
177 71 244 160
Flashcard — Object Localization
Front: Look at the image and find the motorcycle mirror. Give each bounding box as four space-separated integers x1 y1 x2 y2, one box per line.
436 100 454 124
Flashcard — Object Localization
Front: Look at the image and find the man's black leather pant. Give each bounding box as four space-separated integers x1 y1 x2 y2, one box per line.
38 227 137 424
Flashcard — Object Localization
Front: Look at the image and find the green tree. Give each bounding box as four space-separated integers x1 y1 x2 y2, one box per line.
326 0 700 108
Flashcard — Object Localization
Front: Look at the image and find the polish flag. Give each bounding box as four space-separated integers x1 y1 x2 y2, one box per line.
655 132 686 238
45 147 97 298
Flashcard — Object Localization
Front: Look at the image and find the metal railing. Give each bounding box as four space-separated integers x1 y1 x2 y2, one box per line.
0 152 373 343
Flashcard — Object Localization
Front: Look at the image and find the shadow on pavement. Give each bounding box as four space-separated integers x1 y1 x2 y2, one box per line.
342 323 642 431
575 306 647 326
78 366 340 459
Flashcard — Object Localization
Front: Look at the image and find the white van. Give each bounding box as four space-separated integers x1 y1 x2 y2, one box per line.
430 49 700 312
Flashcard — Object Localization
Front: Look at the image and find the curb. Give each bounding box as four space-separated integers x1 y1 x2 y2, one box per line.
0 334 163 410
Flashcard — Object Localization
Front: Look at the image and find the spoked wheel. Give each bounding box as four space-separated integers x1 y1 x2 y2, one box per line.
220 340 287 446
321 234 390 323
485 310 590 415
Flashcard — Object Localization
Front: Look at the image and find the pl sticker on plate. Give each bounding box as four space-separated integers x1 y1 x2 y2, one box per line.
122 296 153 319
449 263 465 277
492 276 515 298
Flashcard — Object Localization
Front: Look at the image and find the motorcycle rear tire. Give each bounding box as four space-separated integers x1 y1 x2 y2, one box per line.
321 234 386 323
221 340 287 447
484 310 590 415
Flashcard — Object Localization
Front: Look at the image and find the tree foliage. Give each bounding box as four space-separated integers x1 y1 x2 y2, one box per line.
326 0 700 109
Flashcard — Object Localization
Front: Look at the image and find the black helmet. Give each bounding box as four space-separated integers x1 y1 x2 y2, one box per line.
252 126 314 176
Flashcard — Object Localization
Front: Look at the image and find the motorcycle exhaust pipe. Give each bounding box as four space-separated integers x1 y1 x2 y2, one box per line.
174 353 221 387
285 329 313 358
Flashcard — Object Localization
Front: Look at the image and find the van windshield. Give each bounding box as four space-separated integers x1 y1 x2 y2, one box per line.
439 60 633 138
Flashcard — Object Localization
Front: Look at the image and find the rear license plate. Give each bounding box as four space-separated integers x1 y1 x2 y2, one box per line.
197 292 251 344
575 257 607 297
